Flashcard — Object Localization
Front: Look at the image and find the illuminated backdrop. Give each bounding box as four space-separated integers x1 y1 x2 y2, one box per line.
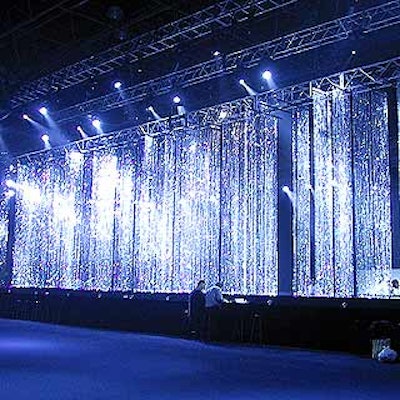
292 89 392 298
0 197 9 285
7 87 396 297
12 112 279 295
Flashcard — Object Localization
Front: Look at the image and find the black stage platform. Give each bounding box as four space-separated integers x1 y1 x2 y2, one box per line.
1 289 399 355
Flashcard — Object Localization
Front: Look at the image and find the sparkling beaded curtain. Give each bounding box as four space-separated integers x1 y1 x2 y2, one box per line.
353 90 391 297
13 153 85 288
292 107 312 296
0 196 9 286
220 114 278 295
13 114 278 294
292 89 391 298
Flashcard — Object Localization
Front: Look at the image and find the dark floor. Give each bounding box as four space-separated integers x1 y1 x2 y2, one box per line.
0 319 398 399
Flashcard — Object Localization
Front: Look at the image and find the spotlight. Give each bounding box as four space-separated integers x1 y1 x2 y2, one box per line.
39 106 48 116
239 79 257 96
351 50 356 55
92 119 101 129
147 106 162 121
262 70 272 80
282 186 290 193
22 114 29 120
41 134 50 142
76 125 88 138
173 96 181 104
114 81 122 89
213 50 221 56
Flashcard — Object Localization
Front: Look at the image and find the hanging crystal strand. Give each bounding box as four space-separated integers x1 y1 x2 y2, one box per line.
292 107 312 296
353 90 391 297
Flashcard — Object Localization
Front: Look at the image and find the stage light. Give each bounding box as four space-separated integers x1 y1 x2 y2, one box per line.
76 125 88 138
282 185 290 193
213 50 221 56
351 50 356 55
22 114 29 120
39 106 48 116
147 106 162 120
92 119 101 129
114 81 122 89
239 78 257 96
41 134 50 142
262 70 272 80
173 96 181 104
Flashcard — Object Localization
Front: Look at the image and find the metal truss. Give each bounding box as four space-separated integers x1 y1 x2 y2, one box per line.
17 55 400 162
259 55 400 109
53 0 400 123
10 0 298 108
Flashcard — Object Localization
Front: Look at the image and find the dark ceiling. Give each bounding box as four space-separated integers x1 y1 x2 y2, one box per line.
0 0 399 156
0 0 217 90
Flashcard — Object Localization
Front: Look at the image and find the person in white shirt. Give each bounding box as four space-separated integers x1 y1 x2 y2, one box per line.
390 279 400 298
205 282 225 309
204 282 227 340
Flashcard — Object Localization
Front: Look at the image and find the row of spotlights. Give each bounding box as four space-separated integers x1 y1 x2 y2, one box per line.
22 71 275 126
22 94 184 120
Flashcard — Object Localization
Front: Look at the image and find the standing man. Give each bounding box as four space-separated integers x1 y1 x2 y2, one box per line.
188 280 206 338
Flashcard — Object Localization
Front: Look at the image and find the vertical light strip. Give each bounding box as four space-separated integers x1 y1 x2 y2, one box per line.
292 107 312 296
353 90 391 297
313 91 335 296
220 114 278 295
331 90 354 297
87 151 118 291
134 134 175 292
173 127 220 292
0 196 9 285
13 160 44 287
112 148 139 292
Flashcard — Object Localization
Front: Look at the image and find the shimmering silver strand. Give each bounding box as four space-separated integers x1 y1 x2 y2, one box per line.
353 90 391 297
292 107 312 296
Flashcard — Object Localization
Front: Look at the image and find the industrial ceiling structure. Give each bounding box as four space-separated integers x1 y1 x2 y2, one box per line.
0 0 399 155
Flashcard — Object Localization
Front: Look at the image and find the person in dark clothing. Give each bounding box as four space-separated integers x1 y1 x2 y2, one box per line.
188 280 206 338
